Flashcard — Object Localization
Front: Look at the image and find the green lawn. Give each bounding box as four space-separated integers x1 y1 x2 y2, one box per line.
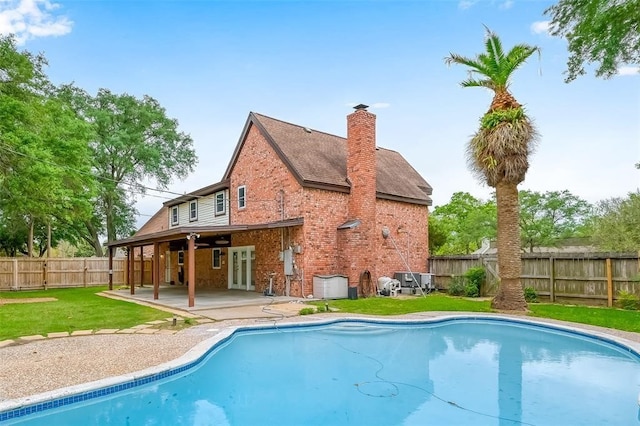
0 287 169 340
3 289 639 341
317 293 640 333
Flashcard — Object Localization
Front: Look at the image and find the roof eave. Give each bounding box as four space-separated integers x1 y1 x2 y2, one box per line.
377 192 432 206
108 218 305 248
163 179 230 207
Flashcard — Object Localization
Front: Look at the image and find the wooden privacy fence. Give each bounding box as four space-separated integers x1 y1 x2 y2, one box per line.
430 252 640 306
0 258 153 291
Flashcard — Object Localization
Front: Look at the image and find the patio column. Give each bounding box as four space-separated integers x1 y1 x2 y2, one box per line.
129 246 135 295
153 242 160 300
187 233 197 307
108 246 113 291
140 246 144 288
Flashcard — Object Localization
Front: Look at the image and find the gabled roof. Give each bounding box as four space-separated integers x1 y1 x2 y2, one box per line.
223 112 433 205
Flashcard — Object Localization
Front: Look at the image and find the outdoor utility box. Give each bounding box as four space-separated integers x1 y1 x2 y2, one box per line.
394 272 421 287
420 273 435 290
313 274 348 299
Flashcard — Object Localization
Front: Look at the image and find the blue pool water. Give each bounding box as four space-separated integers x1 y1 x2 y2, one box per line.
3 318 640 425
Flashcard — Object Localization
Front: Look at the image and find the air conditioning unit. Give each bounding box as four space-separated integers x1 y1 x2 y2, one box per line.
394 272 420 287
420 273 435 290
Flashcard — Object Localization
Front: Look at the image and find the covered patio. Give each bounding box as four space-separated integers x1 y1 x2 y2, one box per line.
106 218 303 308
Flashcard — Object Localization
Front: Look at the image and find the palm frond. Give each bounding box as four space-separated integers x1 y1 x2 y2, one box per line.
484 28 506 68
460 78 496 90
503 45 541 78
444 53 493 76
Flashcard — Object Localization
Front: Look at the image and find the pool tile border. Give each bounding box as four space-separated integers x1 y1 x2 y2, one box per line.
1 314 639 423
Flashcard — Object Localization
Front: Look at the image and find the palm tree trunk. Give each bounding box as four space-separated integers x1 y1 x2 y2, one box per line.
492 181 527 311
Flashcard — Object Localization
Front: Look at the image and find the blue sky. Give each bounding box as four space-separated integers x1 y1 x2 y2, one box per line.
2 0 639 228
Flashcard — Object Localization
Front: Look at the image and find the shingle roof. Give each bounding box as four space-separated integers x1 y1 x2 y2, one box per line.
233 113 432 205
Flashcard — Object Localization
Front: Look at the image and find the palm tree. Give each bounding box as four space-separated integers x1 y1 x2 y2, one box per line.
445 28 540 311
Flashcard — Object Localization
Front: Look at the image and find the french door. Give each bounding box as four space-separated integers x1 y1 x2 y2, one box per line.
228 246 256 291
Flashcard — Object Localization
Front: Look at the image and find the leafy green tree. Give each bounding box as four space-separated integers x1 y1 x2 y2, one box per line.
445 28 540 311
545 0 640 81
429 192 496 255
590 191 640 252
0 36 95 256
519 190 592 252
60 86 198 254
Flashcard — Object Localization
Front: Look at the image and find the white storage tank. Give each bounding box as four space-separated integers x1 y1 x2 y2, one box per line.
313 274 348 299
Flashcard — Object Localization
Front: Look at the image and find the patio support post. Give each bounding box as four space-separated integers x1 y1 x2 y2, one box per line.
187 233 197 307
129 246 135 295
108 247 113 291
140 246 144 288
153 242 160 300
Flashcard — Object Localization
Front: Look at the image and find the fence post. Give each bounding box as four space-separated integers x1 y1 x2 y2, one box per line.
83 258 88 288
606 258 613 307
549 256 555 302
12 258 18 291
43 260 48 290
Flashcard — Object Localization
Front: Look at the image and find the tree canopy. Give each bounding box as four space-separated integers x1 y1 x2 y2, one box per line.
519 190 592 252
429 192 496 255
589 191 640 252
60 86 198 254
0 35 95 257
0 37 197 257
545 0 640 81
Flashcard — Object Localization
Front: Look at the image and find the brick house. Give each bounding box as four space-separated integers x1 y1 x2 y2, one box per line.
108 105 432 306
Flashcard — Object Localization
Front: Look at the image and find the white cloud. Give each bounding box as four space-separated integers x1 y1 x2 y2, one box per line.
499 0 514 10
0 0 72 44
530 20 551 35
458 0 477 10
617 66 639 76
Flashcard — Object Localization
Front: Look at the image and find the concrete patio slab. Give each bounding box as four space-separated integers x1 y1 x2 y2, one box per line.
102 285 312 321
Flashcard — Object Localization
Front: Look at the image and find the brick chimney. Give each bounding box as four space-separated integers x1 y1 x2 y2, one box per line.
347 104 377 220
343 104 377 290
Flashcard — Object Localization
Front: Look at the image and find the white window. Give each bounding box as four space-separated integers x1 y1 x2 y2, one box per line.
189 200 198 222
212 248 222 269
171 206 179 225
238 185 246 209
215 191 226 216
178 250 184 265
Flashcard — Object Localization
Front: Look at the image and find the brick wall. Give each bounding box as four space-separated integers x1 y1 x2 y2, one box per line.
229 124 304 225
376 199 429 278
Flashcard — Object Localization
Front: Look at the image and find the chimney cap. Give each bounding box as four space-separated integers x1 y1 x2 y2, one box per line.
353 104 369 111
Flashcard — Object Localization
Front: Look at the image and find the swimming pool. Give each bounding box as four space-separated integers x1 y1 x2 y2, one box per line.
2 316 640 425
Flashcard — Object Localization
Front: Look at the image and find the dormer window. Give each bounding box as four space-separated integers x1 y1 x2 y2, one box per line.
215 191 226 216
171 206 179 225
189 200 198 222
238 185 246 209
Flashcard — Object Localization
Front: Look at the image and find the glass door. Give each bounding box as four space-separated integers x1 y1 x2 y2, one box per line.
228 246 255 291
164 251 171 283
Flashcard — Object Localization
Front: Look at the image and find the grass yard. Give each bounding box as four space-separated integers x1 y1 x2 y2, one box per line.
317 293 640 334
0 286 169 340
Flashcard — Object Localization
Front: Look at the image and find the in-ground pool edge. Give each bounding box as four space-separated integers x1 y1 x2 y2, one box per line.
1 313 639 422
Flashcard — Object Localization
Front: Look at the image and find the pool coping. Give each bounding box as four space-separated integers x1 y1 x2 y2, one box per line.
1 313 640 422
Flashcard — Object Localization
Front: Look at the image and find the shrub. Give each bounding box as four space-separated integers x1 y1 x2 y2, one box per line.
524 287 538 303
465 282 480 298
448 276 466 296
299 307 316 315
463 267 486 297
617 290 639 310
